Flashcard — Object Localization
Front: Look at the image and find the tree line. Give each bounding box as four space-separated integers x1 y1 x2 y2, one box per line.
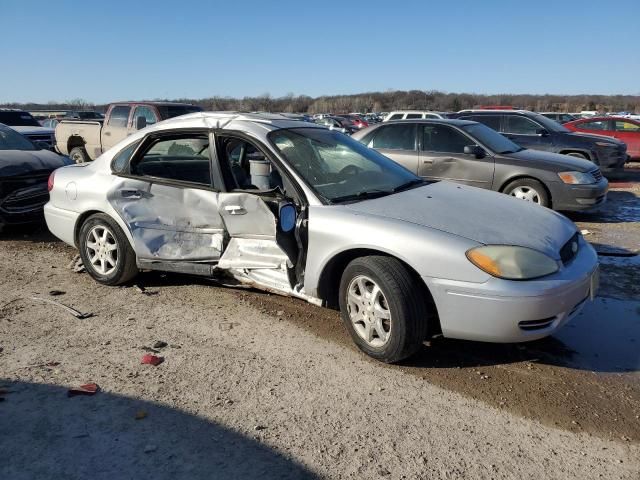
3 90 639 114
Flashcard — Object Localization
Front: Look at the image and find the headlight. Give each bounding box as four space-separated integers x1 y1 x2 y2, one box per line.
558 171 595 184
466 245 559 280
595 141 616 147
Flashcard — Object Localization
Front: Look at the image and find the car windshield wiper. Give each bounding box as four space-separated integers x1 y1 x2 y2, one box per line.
392 178 426 193
330 189 394 204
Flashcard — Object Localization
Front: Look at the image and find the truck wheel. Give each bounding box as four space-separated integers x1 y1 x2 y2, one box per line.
339 256 428 363
503 178 550 208
78 213 138 285
69 146 90 164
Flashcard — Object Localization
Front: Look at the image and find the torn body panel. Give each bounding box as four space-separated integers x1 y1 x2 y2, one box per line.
107 178 224 262
217 191 299 296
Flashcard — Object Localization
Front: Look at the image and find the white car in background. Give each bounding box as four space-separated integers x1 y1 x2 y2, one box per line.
383 111 449 122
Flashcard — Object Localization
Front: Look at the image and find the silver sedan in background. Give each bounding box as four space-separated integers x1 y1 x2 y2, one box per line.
44 113 599 363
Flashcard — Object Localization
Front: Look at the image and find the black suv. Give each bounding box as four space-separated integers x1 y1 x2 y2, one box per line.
453 110 627 172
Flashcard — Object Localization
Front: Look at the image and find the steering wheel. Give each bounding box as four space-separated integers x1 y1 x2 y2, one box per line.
339 164 363 176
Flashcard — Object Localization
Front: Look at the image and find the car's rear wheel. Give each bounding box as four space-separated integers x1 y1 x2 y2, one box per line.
503 178 550 208
338 256 428 363
69 146 90 164
78 214 138 285
565 152 588 160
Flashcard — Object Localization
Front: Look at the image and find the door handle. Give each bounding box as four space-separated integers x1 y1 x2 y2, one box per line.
224 205 246 215
120 189 143 199
422 159 433 164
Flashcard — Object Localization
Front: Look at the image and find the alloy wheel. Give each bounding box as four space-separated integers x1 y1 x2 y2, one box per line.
509 186 541 204
346 275 392 347
85 225 119 276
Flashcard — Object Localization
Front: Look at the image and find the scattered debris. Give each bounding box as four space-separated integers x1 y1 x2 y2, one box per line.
48 290 66 296
141 354 164 366
152 340 168 349
25 361 60 369
68 255 85 273
134 285 159 296
30 296 93 319
67 383 99 397
276 310 285 317
254 425 267 431
141 346 161 354
135 410 147 420
580 229 591 236
219 322 240 331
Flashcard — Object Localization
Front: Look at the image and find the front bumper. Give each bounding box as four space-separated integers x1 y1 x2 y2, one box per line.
547 178 608 211
423 238 598 343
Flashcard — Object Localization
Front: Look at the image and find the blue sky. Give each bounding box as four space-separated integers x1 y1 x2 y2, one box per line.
3 0 639 103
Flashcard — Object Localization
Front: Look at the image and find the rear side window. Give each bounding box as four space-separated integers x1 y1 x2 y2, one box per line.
505 116 541 135
372 124 416 150
464 115 501 131
388 114 403 121
111 140 140 173
422 125 470 153
615 121 640 132
131 134 213 186
108 106 131 128
405 113 422 119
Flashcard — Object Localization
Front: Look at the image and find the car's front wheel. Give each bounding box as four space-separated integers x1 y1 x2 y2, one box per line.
339 256 428 363
503 178 550 208
78 213 138 285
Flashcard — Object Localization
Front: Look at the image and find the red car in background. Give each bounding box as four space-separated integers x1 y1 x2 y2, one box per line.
564 116 640 160
336 114 369 129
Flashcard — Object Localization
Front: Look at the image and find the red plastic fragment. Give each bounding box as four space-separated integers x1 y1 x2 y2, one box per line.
141 354 164 366
67 383 99 397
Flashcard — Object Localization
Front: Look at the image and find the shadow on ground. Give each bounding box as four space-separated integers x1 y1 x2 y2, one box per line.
0 380 317 480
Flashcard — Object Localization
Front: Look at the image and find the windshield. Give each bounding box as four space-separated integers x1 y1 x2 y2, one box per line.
530 113 570 133
0 111 40 127
462 123 523 154
269 127 422 203
0 126 36 151
157 105 203 119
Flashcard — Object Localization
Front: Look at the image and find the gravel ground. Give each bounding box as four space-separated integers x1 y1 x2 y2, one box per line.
0 168 638 479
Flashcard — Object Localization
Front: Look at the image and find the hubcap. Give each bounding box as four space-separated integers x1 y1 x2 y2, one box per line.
346 275 391 347
509 186 541 204
85 225 118 275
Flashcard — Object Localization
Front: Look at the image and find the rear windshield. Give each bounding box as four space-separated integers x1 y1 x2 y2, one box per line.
0 126 36 151
0 111 40 127
156 105 203 119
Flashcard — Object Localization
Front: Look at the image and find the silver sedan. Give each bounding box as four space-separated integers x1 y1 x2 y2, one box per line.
44 113 599 363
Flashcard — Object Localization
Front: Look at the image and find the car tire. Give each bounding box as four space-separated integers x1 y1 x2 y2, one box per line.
502 178 550 208
78 213 138 285
338 256 428 363
69 146 90 164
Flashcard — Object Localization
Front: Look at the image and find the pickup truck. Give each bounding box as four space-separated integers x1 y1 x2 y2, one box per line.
55 102 203 163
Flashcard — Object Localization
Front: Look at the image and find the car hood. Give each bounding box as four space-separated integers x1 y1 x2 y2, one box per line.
567 131 624 146
0 149 71 177
344 182 577 259
11 126 55 135
506 148 595 172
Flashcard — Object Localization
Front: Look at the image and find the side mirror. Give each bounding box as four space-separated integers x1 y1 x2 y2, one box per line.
536 128 549 136
135 116 147 130
279 203 297 233
464 145 486 158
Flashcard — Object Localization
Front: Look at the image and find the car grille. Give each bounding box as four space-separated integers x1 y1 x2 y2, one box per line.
24 133 55 148
559 232 580 265
590 168 603 182
0 174 50 213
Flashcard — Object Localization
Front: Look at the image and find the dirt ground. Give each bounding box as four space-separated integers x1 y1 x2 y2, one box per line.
0 167 639 479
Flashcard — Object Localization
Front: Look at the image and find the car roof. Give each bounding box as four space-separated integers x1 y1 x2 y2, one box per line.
143 111 324 134
372 118 476 127
457 109 532 114
573 115 638 122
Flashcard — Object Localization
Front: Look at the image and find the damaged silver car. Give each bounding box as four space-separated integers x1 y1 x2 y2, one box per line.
45 113 599 363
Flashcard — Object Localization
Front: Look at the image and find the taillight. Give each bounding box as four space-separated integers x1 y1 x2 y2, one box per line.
47 171 55 192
